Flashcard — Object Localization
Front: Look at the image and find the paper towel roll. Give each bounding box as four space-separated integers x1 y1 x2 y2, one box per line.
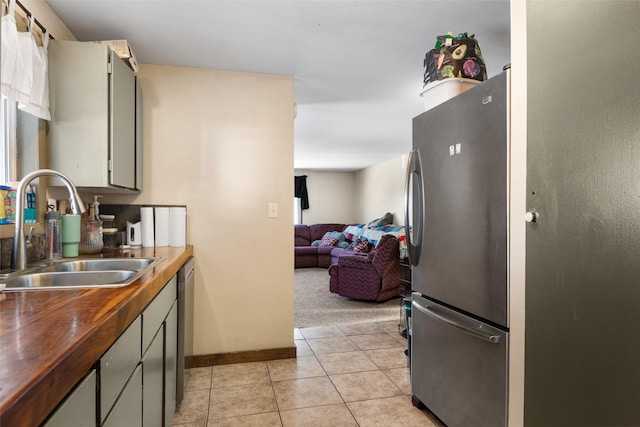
154 207 170 247
140 207 155 247
169 207 186 247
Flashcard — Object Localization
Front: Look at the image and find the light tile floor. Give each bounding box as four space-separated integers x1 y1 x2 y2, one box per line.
173 320 444 427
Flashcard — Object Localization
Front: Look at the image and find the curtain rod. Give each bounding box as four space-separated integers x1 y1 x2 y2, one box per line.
3 0 54 40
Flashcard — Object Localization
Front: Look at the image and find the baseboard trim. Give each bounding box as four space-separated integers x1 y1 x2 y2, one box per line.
188 346 297 367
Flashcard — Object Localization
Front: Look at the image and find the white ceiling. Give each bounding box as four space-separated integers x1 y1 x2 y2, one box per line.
45 0 511 171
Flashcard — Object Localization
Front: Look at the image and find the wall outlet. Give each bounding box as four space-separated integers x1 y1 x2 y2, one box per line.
268 203 278 218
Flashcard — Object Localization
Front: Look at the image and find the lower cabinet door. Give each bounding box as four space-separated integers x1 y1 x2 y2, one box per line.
43 369 97 427
100 316 142 423
102 364 142 427
164 302 178 426
142 327 164 427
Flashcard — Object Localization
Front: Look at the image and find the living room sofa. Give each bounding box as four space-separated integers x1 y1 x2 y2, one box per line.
295 222 405 267
295 223 347 268
295 222 406 301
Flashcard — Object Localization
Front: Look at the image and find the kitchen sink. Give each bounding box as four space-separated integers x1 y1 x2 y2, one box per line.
0 257 164 291
38 258 158 273
1 271 137 290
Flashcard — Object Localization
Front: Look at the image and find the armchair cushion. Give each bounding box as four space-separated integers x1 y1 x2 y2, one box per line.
334 253 370 268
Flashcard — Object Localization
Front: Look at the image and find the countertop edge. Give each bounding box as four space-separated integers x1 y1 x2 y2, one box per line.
0 246 194 427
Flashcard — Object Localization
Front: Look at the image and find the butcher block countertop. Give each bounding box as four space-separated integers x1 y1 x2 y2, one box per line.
0 245 194 427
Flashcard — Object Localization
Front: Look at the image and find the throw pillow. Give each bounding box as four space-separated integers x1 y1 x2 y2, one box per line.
311 240 321 247
353 240 370 253
319 235 339 247
336 241 350 249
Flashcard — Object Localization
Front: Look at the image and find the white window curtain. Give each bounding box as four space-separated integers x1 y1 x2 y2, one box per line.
293 197 301 225
1 0 51 120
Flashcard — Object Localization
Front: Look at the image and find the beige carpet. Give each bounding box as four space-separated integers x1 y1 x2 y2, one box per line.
295 268 402 328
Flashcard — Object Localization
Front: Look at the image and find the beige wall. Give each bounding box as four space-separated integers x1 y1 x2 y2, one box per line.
354 156 406 225
296 156 407 226
293 171 357 224
104 65 295 355
295 157 406 226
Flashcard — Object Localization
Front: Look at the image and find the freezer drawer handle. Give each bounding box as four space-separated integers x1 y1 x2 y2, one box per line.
412 300 501 344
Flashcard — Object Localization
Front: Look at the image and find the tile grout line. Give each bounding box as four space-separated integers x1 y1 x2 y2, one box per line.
304 334 362 427
192 322 410 426
305 329 408 426
264 361 285 427
206 367 213 423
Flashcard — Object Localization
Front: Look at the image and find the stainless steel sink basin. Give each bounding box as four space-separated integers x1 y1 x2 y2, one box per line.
1 271 137 290
0 257 164 291
39 258 158 273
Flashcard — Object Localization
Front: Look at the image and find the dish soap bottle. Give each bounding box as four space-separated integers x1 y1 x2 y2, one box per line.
79 195 103 254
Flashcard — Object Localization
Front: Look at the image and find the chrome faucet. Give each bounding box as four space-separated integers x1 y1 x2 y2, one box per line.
11 169 86 270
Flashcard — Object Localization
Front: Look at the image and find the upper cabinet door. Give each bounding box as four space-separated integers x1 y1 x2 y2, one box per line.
110 52 136 189
48 40 141 192
135 78 143 191
48 41 110 187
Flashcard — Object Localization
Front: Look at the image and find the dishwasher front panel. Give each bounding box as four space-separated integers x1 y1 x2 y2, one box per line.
411 294 508 427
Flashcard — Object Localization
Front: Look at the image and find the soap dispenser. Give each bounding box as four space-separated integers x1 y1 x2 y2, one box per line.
79 195 104 254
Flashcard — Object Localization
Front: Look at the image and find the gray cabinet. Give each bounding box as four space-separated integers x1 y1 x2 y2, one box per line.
142 328 164 427
102 365 143 427
142 276 177 352
141 275 178 426
42 275 178 427
48 40 142 192
164 302 178 425
42 370 97 427
135 79 143 191
100 316 142 425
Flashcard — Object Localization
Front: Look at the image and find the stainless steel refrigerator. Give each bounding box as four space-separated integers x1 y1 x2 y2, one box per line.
405 69 510 427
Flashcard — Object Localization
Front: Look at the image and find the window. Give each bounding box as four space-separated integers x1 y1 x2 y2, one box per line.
1 97 18 184
293 197 301 225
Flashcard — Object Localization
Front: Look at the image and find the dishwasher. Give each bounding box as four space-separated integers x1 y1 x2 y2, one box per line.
176 256 195 404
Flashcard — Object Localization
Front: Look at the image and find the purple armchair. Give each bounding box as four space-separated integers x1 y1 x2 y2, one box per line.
328 234 402 302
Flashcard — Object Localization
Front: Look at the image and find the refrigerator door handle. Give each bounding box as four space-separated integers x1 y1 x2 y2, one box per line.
404 149 424 266
412 299 501 344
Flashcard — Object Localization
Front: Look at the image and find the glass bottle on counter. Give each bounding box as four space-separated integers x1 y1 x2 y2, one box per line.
45 210 62 259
